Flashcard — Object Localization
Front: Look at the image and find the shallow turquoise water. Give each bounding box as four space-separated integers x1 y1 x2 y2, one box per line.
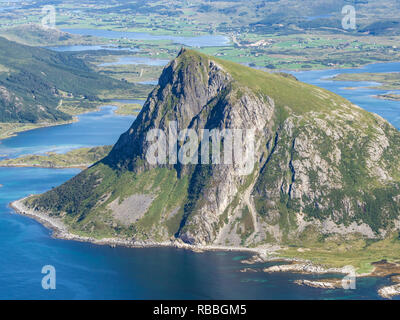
0 63 399 299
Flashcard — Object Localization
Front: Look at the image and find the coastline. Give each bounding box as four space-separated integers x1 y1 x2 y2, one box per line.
4 98 400 298
373 94 400 101
7 196 389 270
0 102 132 143
0 118 77 142
9 197 280 256
276 59 400 73
0 163 88 169
10 197 400 299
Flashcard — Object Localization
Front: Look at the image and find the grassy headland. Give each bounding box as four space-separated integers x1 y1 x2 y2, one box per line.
331 72 400 90
278 230 400 274
376 93 400 101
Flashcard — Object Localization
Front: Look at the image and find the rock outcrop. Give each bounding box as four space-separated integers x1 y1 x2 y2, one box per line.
378 284 400 299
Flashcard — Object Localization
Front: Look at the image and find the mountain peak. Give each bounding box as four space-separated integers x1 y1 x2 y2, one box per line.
177 47 188 56
27 50 400 246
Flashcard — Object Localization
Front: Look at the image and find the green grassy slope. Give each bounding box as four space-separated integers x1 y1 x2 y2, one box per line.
25 50 400 249
0 37 131 123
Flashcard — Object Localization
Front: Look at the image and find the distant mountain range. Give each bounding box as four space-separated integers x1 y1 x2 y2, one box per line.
25 49 400 247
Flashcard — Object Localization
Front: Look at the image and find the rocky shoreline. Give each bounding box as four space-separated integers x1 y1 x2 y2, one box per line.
374 94 400 101
376 274 400 299
0 163 88 169
10 197 400 299
294 279 343 290
263 263 350 275
0 118 77 142
240 253 400 299
378 284 400 299
10 197 280 255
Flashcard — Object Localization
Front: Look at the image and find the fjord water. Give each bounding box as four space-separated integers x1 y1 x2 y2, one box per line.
291 62 400 130
0 106 135 159
0 64 399 299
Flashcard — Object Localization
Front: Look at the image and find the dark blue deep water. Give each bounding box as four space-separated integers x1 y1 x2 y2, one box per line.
0 63 399 299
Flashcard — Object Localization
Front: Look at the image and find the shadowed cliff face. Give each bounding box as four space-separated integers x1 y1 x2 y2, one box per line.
28 49 400 246
104 48 234 171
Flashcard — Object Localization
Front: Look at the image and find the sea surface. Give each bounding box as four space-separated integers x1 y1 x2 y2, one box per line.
0 63 399 299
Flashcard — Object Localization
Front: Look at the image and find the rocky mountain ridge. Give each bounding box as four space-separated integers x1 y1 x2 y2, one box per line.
25 49 400 247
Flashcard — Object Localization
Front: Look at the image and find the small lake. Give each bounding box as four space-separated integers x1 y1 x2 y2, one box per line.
306 13 333 21
138 80 158 85
61 28 231 47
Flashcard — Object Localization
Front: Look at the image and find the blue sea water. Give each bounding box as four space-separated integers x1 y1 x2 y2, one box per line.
45 45 139 52
290 62 400 129
0 63 399 299
0 106 134 159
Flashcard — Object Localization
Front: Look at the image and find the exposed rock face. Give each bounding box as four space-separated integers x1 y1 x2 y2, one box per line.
263 263 347 275
294 279 343 289
27 49 400 247
378 284 400 299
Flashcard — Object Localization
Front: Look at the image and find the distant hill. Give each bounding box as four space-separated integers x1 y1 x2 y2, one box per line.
0 36 130 123
0 24 86 46
359 20 400 36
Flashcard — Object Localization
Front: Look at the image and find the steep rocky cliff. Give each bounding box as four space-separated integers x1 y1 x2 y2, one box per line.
26 49 400 247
